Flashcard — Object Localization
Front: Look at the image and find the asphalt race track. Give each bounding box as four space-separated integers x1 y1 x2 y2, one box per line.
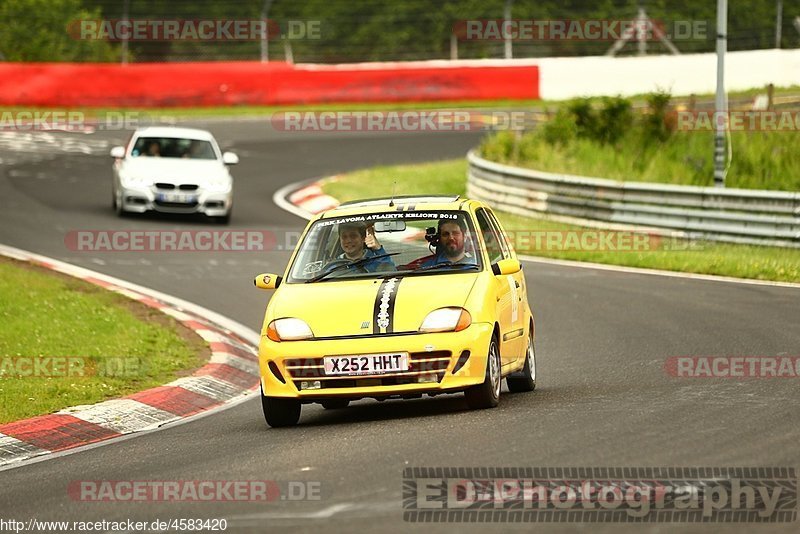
0 122 798 533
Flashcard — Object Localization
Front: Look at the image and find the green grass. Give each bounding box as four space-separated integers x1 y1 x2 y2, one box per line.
320 159 800 283
0 258 207 423
481 128 800 191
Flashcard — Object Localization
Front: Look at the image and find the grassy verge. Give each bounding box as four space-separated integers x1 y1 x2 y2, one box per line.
0 257 208 423
320 159 800 283
481 129 800 191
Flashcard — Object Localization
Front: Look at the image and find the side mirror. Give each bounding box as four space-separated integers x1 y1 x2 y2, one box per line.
254 273 282 290
222 152 239 165
491 258 521 276
110 146 126 159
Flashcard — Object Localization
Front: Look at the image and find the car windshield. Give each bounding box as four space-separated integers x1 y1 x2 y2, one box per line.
130 137 217 160
287 210 483 283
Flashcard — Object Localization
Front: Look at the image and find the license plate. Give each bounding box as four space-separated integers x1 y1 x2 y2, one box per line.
157 192 196 203
324 353 408 376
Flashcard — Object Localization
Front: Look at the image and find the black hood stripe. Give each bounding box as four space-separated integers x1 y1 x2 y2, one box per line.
373 277 402 334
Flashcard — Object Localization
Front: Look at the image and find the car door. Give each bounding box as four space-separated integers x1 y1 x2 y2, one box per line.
475 208 519 369
485 208 526 366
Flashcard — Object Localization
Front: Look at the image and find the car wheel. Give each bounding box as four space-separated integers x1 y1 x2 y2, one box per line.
465 335 501 409
210 207 232 225
506 332 536 393
261 390 301 427
321 399 350 410
112 190 123 216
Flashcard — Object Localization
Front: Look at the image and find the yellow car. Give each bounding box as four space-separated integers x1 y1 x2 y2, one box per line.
254 195 536 427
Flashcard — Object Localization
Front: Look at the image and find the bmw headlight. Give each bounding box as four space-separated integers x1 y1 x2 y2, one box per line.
119 172 152 188
419 307 472 333
205 175 232 193
267 318 314 341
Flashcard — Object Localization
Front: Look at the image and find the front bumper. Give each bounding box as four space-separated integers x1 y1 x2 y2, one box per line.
118 185 232 216
258 323 494 400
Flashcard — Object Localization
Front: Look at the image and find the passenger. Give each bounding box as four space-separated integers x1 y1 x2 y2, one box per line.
146 140 161 157
337 222 395 272
420 218 477 267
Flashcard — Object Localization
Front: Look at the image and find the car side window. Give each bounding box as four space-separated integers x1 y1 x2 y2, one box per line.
475 209 504 265
485 209 512 259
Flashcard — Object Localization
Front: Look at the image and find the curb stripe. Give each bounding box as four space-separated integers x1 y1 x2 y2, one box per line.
0 243 262 469
0 415 122 452
125 387 222 417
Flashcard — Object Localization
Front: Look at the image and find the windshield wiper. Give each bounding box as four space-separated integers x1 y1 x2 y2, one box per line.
411 261 480 273
307 253 400 283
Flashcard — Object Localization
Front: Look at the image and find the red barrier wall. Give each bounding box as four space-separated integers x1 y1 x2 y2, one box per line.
0 61 539 107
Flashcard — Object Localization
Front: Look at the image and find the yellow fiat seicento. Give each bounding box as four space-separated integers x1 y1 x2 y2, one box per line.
254 195 536 427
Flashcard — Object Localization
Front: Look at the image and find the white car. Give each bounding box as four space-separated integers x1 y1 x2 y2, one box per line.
110 127 238 223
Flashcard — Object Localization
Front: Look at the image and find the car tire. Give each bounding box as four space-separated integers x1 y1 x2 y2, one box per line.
506 332 536 393
211 208 232 225
465 335 501 409
261 390 301 427
321 399 350 410
112 190 124 216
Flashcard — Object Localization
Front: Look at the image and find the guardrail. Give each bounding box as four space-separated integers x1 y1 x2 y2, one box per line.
467 150 800 248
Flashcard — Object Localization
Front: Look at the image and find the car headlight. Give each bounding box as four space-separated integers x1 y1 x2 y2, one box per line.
205 175 232 193
419 307 472 333
119 172 153 188
267 318 314 341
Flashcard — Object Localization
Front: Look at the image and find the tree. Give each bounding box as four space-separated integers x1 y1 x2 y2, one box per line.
0 0 117 61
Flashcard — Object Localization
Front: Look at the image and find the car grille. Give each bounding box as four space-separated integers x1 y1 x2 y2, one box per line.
285 350 451 389
154 183 199 191
154 200 199 209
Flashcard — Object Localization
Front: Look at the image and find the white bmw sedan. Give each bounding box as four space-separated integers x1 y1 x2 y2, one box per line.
110 127 238 223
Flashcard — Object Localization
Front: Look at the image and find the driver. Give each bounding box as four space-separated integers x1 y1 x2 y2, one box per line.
337 222 395 272
420 218 476 267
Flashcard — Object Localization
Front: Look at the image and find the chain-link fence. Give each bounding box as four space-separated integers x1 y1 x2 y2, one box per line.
3 0 800 63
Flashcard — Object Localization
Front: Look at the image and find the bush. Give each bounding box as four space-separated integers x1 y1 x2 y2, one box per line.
595 96 633 146
641 90 675 144
542 109 577 146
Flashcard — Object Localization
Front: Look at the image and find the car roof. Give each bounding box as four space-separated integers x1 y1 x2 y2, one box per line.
320 195 484 219
132 126 216 141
